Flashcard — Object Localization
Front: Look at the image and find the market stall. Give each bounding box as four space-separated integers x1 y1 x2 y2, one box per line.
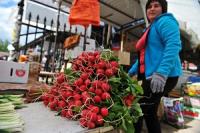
2 0 200 133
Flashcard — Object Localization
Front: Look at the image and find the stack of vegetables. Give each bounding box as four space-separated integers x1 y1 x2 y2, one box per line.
41 50 143 132
0 95 24 132
25 84 49 103
2 95 24 109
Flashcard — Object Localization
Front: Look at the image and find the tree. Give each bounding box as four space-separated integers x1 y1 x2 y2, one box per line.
0 39 9 52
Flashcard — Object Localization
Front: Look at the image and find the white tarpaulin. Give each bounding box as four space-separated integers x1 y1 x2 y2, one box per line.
168 0 200 48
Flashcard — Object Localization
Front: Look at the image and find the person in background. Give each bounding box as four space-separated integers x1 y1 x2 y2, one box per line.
128 0 182 132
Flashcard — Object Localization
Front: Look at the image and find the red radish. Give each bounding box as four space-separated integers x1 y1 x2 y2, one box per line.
82 91 90 97
94 51 100 56
74 93 81 100
75 78 84 86
43 100 49 106
81 73 89 80
74 100 82 106
88 55 96 62
58 100 67 109
81 109 89 117
48 96 54 102
85 111 92 120
105 68 114 77
50 89 58 96
91 106 99 113
63 91 73 98
90 113 97 122
63 85 72 91
101 92 111 100
125 99 132 107
105 62 112 69
57 74 65 84
96 69 104 75
72 64 78 70
87 104 94 110
112 67 118 74
88 87 95 93
92 80 99 88
61 109 67 117
95 54 100 60
41 93 48 101
93 95 101 103
101 107 109 117
97 115 104 125
80 119 87 127
87 121 96 129
79 85 87 91
97 61 106 69
95 88 103 96
68 100 75 108
84 79 91 87
128 95 135 101
66 110 73 118
101 82 110 92
49 102 57 111
110 61 119 68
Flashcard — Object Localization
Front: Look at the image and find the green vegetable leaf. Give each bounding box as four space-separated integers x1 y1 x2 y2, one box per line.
134 84 143 94
108 77 121 83
122 117 127 131
125 120 135 133
111 104 124 112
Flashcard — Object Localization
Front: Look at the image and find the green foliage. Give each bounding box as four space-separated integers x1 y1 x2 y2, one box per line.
105 62 143 133
0 39 9 52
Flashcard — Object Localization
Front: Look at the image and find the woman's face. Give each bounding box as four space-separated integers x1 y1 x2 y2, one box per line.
146 1 162 23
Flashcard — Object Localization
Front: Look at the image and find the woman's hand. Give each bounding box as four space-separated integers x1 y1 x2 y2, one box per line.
150 73 167 93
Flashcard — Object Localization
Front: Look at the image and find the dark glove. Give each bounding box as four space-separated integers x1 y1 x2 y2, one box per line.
150 73 167 93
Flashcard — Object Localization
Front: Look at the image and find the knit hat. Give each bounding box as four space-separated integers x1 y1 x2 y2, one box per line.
145 0 168 13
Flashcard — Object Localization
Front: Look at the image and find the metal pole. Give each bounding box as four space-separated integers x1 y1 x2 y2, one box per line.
24 13 32 54
52 0 62 72
12 0 24 56
83 27 87 51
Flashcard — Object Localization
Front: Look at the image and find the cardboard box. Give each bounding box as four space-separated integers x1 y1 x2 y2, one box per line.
184 96 200 109
183 106 200 120
112 51 130 65
0 60 29 83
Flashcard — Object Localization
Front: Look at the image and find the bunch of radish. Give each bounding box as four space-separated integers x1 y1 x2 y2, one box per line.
41 50 144 132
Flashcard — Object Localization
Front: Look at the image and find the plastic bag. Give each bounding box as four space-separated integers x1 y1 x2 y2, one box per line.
69 0 100 27
64 35 80 49
162 97 185 128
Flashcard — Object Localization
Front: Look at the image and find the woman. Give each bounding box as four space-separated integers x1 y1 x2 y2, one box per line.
128 0 182 133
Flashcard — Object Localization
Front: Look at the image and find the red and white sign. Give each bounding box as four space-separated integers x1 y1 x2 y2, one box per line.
0 61 29 83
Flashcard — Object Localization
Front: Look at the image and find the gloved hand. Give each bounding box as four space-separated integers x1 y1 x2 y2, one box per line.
150 73 167 93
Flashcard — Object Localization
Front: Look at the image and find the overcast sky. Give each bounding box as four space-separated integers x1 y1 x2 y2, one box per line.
0 0 19 42
168 0 200 39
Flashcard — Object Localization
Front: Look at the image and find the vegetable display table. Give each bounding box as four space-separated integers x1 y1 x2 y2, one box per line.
17 102 85 133
17 102 116 133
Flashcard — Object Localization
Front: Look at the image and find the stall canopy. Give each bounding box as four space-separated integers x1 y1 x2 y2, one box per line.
62 0 147 38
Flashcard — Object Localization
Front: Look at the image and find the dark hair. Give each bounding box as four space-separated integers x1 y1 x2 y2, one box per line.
146 0 168 13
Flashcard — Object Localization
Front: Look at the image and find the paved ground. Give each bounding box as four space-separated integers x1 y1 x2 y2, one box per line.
17 102 200 133
142 117 200 133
